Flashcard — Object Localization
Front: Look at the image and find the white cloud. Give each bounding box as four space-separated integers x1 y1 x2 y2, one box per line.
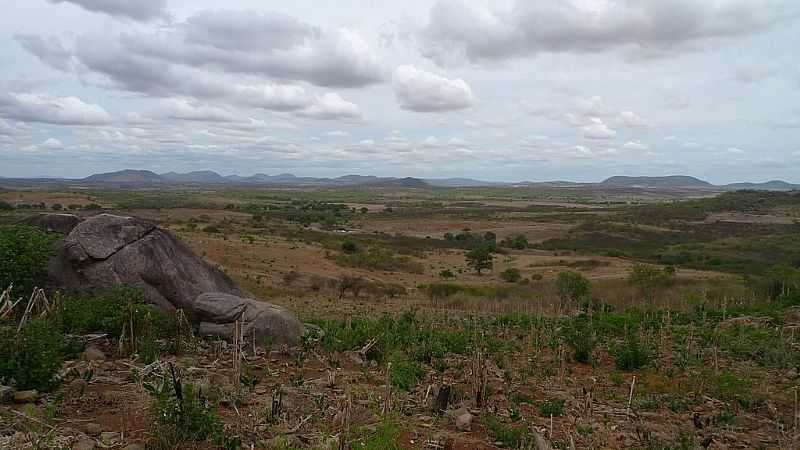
47 0 167 22
421 0 800 64
393 65 475 112
623 141 649 151
620 111 649 128
157 98 240 123
727 147 745 154
323 130 350 137
14 34 74 72
299 93 362 120
0 93 111 125
683 142 701 148
41 138 63 149
581 118 617 140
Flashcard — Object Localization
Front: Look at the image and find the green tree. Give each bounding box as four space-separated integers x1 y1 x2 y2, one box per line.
499 268 521 283
466 245 494 275
505 234 529 250
627 264 675 303
0 225 58 294
0 201 12 211
763 264 800 299
556 271 590 310
341 240 359 254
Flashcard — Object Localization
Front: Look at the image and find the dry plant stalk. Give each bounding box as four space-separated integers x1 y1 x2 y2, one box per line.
383 362 392 416
627 375 637 416
232 318 243 386
17 288 50 332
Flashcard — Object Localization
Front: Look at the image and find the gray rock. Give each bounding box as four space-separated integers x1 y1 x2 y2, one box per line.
72 439 96 450
0 385 13 404
13 390 38 403
82 345 106 362
48 214 304 345
100 432 120 446
85 423 102 436
193 292 305 345
49 214 247 313
455 412 473 431
18 213 82 234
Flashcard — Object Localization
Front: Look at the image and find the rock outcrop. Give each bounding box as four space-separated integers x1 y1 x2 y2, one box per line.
191 292 304 345
18 213 82 234
48 214 304 344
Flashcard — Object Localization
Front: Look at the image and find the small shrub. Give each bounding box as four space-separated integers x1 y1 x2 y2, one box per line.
613 334 650 371
353 419 404 450
203 224 221 233
0 319 65 391
563 318 595 363
426 283 464 299
556 271 590 309
538 399 565 417
341 240 359 254
438 269 455 279
147 377 237 449
484 415 528 448
500 268 522 283
389 354 424 391
0 225 58 295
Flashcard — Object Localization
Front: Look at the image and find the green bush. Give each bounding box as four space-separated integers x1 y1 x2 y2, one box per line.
334 247 424 273
613 334 650 371
563 317 595 363
147 378 238 449
484 415 528 449
389 353 425 391
0 201 13 211
0 319 66 391
538 399 566 417
0 225 58 295
500 268 522 283
341 240 359 254
56 287 159 337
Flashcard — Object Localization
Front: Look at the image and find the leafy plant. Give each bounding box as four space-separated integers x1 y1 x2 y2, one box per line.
0 319 65 391
500 268 522 283
613 334 650 371
147 370 239 449
538 399 566 417
556 271 590 309
0 225 58 296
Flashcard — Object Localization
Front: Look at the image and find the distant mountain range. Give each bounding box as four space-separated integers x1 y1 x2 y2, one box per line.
2 170 798 191
601 175 800 191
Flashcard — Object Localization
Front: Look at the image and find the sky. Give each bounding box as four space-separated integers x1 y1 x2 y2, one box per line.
0 0 799 183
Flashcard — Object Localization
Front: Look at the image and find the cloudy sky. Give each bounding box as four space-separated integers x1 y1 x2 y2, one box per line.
1 0 799 182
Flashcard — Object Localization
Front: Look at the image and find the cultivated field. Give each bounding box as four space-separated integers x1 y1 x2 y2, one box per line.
2 185 800 449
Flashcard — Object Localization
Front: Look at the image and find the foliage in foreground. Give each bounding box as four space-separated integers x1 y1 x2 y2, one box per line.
0 225 58 295
0 319 66 391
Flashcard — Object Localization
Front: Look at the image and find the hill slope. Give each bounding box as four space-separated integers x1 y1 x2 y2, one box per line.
602 175 713 188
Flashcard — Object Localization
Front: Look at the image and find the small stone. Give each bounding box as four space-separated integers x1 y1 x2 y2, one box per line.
455 412 473 432
85 423 102 436
83 345 106 362
72 439 96 450
100 432 120 446
13 390 38 403
0 385 14 403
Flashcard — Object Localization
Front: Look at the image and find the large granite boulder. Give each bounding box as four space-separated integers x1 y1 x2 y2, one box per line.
18 213 82 234
48 215 304 344
191 293 304 345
